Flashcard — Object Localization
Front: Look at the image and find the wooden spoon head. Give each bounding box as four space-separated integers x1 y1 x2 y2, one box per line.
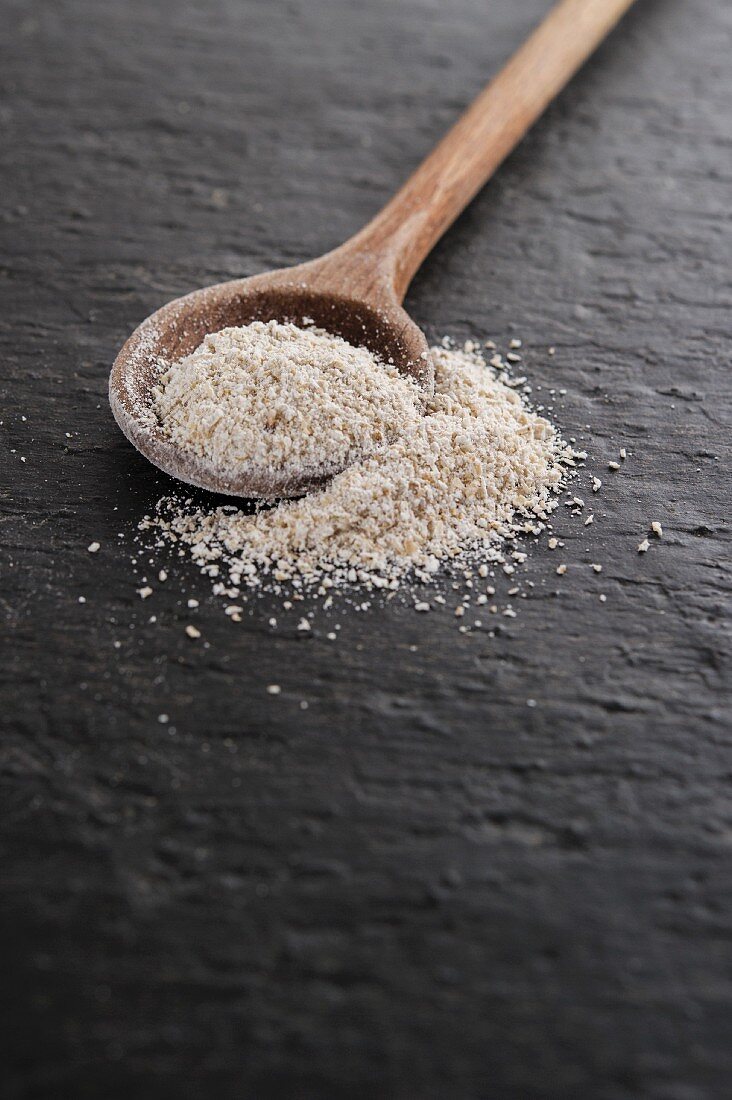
109 269 432 498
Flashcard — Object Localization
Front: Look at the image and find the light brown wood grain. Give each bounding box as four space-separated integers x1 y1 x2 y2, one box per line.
312 0 637 303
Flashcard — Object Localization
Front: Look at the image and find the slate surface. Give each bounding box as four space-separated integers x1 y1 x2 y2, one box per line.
1 0 731 1096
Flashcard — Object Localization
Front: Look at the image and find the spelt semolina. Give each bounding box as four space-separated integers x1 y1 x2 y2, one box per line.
153 320 423 484
142 337 582 598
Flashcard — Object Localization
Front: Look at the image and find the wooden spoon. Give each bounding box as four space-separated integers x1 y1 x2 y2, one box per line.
110 0 636 499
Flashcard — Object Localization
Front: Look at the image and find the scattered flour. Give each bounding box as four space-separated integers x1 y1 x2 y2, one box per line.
153 320 423 484
141 338 584 604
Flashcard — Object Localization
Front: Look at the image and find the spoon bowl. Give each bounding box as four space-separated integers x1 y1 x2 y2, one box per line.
109 258 431 498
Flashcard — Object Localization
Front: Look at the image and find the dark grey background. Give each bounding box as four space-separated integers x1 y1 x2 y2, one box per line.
1 0 731 1096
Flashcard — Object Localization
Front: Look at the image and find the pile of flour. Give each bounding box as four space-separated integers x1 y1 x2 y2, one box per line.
142 335 582 600
153 320 423 485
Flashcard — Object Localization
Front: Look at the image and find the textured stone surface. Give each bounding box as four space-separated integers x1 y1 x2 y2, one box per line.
1 0 731 1096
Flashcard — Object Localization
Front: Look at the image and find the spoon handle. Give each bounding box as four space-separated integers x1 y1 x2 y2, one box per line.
324 0 637 303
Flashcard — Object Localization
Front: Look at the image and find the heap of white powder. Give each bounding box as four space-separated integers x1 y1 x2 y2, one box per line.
142 333 583 603
153 320 423 484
